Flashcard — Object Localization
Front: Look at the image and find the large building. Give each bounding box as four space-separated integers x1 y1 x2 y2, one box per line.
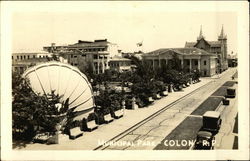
142 26 228 77
142 47 217 77
43 39 119 74
185 26 228 73
109 56 132 72
12 50 52 74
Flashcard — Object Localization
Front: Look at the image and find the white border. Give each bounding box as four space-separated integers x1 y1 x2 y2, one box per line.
1 1 249 160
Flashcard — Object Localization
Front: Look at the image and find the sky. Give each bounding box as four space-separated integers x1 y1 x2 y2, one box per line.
11 2 238 54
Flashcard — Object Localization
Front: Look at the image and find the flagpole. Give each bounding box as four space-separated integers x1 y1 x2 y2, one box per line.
142 40 144 53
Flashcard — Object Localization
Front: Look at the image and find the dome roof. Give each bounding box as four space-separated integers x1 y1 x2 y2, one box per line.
23 61 94 112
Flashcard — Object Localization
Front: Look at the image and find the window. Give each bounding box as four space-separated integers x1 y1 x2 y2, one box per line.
187 60 190 65
71 54 73 58
28 55 30 59
20 56 23 60
17 56 19 59
93 54 98 59
24 55 26 59
204 60 206 65
194 60 198 65
33 55 36 58
12 56 13 59
74 55 77 58
82 54 86 57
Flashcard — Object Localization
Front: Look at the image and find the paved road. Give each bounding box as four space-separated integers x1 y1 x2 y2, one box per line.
104 68 237 150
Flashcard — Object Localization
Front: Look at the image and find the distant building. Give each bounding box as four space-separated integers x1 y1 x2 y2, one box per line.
43 39 119 74
12 50 52 74
185 26 228 73
109 56 132 72
227 51 238 67
142 47 217 77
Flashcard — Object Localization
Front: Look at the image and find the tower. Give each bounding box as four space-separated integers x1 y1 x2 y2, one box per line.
218 25 228 70
197 25 205 40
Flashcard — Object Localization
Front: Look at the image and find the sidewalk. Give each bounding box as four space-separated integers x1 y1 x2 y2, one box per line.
21 68 236 150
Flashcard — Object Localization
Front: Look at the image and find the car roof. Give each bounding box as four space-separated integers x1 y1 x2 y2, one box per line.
197 131 213 138
203 111 221 118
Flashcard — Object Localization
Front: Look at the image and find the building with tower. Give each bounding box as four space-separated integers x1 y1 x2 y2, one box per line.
142 26 228 77
185 25 228 73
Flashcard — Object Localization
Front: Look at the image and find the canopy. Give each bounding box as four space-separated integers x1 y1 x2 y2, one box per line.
23 61 95 113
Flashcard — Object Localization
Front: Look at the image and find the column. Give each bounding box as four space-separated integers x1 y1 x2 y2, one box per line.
158 56 161 68
181 58 184 69
102 55 105 73
152 59 154 68
197 59 201 71
97 54 100 74
189 59 192 72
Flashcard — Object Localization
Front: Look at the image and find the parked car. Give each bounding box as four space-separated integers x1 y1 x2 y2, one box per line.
226 87 236 98
201 111 222 135
194 131 215 150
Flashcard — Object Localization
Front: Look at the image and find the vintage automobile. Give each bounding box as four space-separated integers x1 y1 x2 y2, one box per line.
226 87 236 98
194 131 215 150
201 111 222 135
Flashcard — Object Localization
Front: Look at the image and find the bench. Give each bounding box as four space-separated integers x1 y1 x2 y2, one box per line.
69 127 83 139
162 91 168 96
113 109 124 119
80 118 98 131
155 94 161 99
104 113 114 123
148 97 154 103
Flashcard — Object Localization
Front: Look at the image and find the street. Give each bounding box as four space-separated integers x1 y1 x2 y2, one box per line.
105 68 237 150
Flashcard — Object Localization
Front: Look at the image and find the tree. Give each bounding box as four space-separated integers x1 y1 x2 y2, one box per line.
171 53 182 71
78 61 95 81
12 72 72 141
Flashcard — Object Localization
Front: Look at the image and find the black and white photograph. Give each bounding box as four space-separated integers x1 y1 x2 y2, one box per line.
1 1 249 160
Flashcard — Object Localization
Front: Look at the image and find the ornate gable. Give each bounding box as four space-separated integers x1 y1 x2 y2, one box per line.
194 38 211 51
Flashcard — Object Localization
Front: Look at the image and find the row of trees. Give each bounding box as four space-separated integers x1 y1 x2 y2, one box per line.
91 55 200 114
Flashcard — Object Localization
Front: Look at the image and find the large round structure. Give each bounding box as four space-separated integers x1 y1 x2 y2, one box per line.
22 62 95 117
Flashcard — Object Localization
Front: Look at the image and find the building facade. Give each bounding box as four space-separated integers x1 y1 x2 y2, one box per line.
109 56 132 72
185 26 228 73
43 39 119 74
142 47 217 77
12 50 52 74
